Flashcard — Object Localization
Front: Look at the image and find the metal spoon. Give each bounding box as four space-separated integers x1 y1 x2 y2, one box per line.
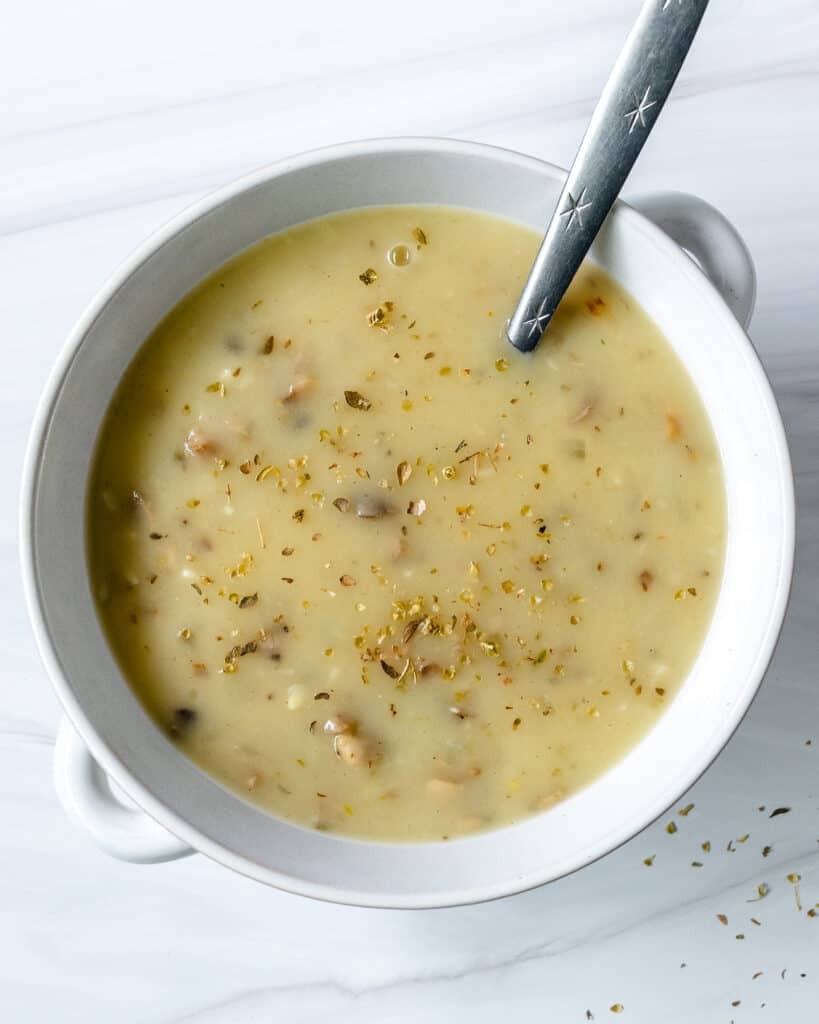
506 0 709 352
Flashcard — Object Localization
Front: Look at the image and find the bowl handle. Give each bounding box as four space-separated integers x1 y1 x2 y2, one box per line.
628 191 757 328
54 717 193 863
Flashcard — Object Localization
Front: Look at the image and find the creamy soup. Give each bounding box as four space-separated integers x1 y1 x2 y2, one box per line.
88 206 724 841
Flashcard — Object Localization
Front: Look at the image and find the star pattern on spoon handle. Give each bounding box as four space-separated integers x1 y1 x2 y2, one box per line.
560 188 593 231
624 86 657 133
522 296 553 341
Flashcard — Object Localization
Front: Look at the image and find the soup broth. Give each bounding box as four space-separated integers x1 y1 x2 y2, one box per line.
88 206 724 840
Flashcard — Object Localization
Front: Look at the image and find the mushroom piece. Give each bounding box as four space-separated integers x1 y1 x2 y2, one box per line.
169 707 197 738
222 415 251 438
532 790 565 811
333 732 377 767
426 777 462 797
282 378 314 403
184 429 214 456
355 495 389 519
569 398 595 425
323 714 354 736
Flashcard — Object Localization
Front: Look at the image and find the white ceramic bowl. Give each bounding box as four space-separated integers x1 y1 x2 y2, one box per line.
21 139 794 908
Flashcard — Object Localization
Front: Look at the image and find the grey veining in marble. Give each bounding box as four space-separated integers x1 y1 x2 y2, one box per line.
2 1 818 1021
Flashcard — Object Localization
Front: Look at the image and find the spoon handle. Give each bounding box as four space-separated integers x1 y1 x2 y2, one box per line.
506 0 710 352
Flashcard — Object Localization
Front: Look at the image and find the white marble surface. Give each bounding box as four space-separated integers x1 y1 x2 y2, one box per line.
2 0 818 1019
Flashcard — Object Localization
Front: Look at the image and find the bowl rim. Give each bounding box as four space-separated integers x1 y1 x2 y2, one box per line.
20 136 796 908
